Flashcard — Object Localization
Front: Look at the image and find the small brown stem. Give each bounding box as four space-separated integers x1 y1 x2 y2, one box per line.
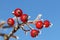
21 27 30 34
26 23 33 30
2 26 12 29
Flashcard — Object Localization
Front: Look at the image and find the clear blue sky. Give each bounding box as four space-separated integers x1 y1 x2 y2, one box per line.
0 0 60 40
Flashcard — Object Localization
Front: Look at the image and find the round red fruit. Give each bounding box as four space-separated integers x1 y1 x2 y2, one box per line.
20 14 28 23
36 20 43 29
44 20 50 28
13 8 23 17
31 29 39 38
7 18 15 26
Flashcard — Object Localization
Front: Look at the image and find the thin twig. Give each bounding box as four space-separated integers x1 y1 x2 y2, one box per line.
21 26 30 35
26 23 34 30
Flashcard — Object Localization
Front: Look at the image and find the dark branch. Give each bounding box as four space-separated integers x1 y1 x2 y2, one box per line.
0 33 18 39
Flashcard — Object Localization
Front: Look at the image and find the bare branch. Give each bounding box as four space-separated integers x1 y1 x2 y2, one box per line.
0 21 5 28
0 33 18 39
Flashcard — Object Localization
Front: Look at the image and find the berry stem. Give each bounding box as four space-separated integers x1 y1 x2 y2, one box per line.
21 26 30 35
26 23 34 30
1 26 12 29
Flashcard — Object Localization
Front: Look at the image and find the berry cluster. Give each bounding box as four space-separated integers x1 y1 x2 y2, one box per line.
0 8 52 40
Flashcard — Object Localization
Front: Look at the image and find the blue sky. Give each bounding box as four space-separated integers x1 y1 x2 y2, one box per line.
0 0 60 40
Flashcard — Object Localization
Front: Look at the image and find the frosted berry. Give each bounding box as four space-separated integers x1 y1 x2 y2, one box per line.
35 20 43 29
20 14 28 23
13 8 23 17
44 20 50 28
31 29 39 38
7 18 15 26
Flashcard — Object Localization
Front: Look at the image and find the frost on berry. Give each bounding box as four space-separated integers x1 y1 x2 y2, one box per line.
0 8 53 40
35 20 43 29
43 20 51 28
30 29 39 38
20 14 28 23
13 8 23 17
7 18 15 26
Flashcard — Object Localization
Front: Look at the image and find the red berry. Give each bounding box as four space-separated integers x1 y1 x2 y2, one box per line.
20 14 28 23
7 18 15 26
13 8 23 17
35 20 43 29
31 29 39 38
44 20 50 28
